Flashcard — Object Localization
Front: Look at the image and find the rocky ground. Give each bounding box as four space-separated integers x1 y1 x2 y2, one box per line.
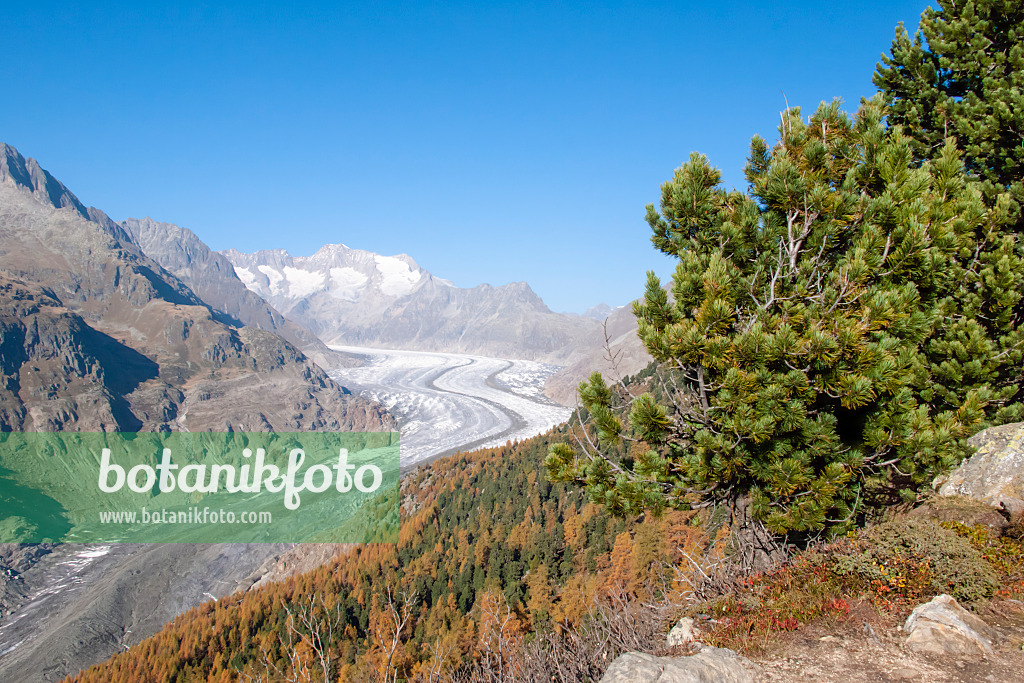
606 595 1024 683
751 598 1024 682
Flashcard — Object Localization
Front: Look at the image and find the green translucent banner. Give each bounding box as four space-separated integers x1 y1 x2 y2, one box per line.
0 432 399 543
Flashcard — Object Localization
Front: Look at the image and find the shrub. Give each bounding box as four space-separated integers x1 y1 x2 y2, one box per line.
832 518 998 603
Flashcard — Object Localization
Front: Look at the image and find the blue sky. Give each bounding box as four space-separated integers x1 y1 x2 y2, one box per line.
3 1 924 313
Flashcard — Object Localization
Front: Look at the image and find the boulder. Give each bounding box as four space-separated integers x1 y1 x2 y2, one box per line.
600 646 754 682
666 617 701 648
936 422 1024 518
904 594 997 656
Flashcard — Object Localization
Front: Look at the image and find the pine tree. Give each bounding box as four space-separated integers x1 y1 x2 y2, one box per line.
874 0 1024 211
875 0 1024 426
547 97 1021 547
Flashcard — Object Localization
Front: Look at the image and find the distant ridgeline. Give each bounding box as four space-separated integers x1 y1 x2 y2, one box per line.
222 244 602 362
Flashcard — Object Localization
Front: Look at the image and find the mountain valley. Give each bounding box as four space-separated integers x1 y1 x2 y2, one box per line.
0 140 651 683
327 345 570 466
0 141 642 681
0 143 395 681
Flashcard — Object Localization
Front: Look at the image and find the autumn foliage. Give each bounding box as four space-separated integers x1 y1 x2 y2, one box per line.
65 429 700 682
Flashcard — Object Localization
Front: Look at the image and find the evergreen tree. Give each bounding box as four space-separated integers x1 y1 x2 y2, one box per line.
875 0 1024 426
547 98 1021 548
874 0 1024 211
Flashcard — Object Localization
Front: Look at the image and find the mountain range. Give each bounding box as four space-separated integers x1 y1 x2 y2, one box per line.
0 144 389 434
119 216 351 370
121 217 648 402
222 244 603 362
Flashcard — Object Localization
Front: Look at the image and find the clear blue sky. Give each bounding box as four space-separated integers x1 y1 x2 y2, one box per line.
3 1 924 314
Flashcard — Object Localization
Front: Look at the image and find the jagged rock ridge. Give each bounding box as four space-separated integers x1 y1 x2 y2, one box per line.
0 144 389 433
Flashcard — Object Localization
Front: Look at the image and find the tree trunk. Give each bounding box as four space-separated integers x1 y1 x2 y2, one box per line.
728 494 788 571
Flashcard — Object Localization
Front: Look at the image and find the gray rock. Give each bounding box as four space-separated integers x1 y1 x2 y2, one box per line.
937 422 1024 518
601 646 754 683
904 594 997 656
0 143 392 434
667 617 701 647
601 652 666 681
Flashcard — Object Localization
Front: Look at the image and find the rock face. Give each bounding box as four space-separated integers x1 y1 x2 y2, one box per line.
120 216 346 369
0 142 394 682
0 144 390 433
904 594 997 656
600 647 755 683
937 422 1024 518
223 244 602 362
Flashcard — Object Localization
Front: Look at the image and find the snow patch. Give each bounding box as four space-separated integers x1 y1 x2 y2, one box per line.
282 266 326 297
233 266 256 289
257 265 285 294
329 267 369 300
374 255 421 296
492 361 563 401
74 546 112 561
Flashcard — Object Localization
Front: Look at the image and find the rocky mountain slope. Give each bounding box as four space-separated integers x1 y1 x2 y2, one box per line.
582 303 619 321
0 142 393 681
223 244 602 362
544 302 653 405
0 144 388 433
119 217 350 370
